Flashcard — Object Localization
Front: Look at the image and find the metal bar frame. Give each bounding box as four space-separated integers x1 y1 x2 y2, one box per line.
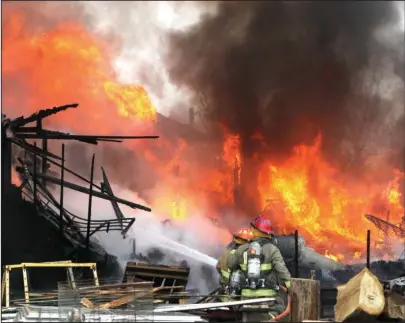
366 230 371 269
2 262 99 307
88 221 108 238
294 230 299 278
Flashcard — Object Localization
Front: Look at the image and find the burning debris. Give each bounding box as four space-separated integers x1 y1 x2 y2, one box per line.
2 0 404 292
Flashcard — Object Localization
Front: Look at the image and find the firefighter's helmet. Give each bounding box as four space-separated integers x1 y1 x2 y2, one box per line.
251 216 273 235
233 228 254 245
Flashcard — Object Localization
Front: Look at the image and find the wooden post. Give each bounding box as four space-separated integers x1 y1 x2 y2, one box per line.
86 154 95 251
1 134 12 190
290 278 320 322
60 144 65 234
67 267 76 290
5 268 10 307
41 138 48 187
36 118 48 188
294 230 299 278
92 265 100 287
33 142 37 206
367 230 371 270
22 266 30 303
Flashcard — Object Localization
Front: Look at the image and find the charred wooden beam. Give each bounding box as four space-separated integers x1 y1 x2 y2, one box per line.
101 167 125 230
41 138 48 187
86 154 95 250
40 154 104 191
9 104 78 128
121 218 135 237
16 133 159 141
15 133 119 145
8 137 62 160
15 167 151 211
1 135 12 190
33 142 37 206
60 144 65 235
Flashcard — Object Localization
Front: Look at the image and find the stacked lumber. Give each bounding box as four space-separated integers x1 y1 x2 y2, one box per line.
334 268 405 322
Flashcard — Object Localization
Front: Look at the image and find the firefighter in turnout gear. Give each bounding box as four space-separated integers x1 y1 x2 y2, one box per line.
227 216 291 321
216 228 254 300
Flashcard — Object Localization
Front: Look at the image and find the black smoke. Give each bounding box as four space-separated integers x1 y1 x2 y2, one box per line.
165 1 404 214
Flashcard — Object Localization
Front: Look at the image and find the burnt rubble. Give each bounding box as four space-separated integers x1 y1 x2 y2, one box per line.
2 104 159 293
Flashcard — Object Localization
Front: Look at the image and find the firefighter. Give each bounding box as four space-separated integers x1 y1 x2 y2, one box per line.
227 216 291 321
216 228 254 297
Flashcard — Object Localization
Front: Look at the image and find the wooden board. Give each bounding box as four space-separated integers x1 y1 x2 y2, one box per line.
334 268 385 322
290 278 320 322
382 291 405 320
153 297 276 313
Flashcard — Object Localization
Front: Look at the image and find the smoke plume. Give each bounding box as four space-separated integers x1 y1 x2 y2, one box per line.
163 1 405 213
49 183 227 293
4 1 405 273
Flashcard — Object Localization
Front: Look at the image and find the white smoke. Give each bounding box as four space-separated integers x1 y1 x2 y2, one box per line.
80 1 219 118
49 179 230 293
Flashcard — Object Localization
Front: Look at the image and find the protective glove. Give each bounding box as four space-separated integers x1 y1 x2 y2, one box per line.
281 280 291 292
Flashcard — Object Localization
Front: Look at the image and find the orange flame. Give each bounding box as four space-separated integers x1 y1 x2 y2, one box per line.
258 134 404 257
104 82 156 121
3 8 404 259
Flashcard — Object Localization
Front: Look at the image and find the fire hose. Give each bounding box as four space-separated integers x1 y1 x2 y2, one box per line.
268 286 291 322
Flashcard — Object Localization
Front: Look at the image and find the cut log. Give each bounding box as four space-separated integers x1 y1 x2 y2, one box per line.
290 278 320 322
382 291 405 320
335 268 385 322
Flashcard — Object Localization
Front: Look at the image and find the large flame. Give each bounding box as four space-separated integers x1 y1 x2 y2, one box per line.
2 9 404 262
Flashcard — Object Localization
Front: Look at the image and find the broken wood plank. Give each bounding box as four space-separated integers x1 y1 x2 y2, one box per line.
101 167 125 230
335 268 385 322
96 286 161 310
80 297 95 309
290 278 320 322
15 167 151 211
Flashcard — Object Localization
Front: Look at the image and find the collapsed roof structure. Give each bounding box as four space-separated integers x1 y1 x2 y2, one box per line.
1 104 159 288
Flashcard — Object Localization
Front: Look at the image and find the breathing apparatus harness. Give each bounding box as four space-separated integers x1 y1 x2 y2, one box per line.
246 241 266 289
228 239 278 298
